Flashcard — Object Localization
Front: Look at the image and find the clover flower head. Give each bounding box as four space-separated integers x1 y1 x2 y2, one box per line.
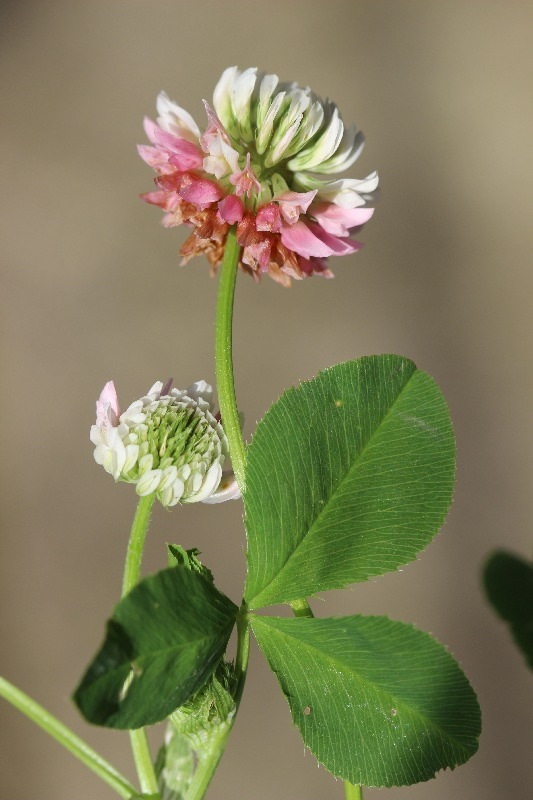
90 379 240 507
139 67 378 286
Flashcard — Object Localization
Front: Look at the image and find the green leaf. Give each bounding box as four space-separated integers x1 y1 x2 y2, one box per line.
167 544 214 583
169 661 237 745
73 566 238 729
244 356 455 609
251 615 480 787
484 550 533 669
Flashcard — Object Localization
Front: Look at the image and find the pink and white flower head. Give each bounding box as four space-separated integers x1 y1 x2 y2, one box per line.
139 67 378 286
90 380 240 507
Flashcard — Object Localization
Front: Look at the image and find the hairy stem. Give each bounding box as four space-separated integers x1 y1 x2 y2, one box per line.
0 676 136 799
215 225 246 492
291 598 364 800
184 605 250 800
122 494 160 798
183 229 250 800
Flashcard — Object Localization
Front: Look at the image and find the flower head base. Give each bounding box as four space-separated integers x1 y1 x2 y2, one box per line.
90 380 240 507
139 67 378 286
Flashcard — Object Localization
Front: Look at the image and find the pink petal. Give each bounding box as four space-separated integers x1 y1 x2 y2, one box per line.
276 190 317 224
256 203 282 232
311 203 374 237
307 221 363 256
153 129 203 170
140 190 169 208
218 195 244 224
161 378 174 395
179 178 223 207
137 144 172 171
299 257 335 279
229 153 261 198
143 116 159 144
280 220 335 259
243 239 272 271
200 100 231 152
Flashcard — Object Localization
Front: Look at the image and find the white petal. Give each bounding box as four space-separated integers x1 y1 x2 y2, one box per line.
136 470 162 497
256 73 279 129
107 429 127 477
283 89 311 128
213 66 239 128
170 478 185 505
177 463 192 481
312 128 365 174
156 91 200 141
90 424 102 446
266 116 303 167
294 171 379 208
287 107 344 171
284 101 325 159
203 155 229 180
188 471 204 495
160 486 174 508
102 449 119 478
185 380 213 408
146 381 163 396
256 92 286 155
123 444 140 475
158 465 178 492
93 443 107 466
231 67 257 127
202 473 241 504
190 462 222 503
138 453 154 475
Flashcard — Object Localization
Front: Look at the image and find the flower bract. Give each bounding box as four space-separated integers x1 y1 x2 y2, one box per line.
139 67 378 286
90 379 240 507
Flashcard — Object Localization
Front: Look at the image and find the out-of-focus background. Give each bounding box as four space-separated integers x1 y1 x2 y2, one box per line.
1 2 531 798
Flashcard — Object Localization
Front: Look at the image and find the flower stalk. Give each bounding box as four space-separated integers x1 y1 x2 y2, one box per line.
214 225 246 492
122 494 160 798
179 229 251 800
0 677 136 799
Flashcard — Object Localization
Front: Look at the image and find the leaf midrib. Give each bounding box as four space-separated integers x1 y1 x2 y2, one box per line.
253 617 477 754
248 367 419 607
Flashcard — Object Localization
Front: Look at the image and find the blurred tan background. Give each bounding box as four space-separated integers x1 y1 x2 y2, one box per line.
1 2 532 798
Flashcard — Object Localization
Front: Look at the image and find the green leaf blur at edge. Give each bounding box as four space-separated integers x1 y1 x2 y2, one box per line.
73 566 238 729
484 549 533 669
244 355 455 609
251 615 481 788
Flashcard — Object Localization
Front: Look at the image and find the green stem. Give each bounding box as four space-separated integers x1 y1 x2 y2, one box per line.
122 494 160 798
122 494 156 596
184 605 250 800
184 233 251 800
0 676 136 799
345 782 363 800
291 599 363 800
215 225 246 493
289 598 314 617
